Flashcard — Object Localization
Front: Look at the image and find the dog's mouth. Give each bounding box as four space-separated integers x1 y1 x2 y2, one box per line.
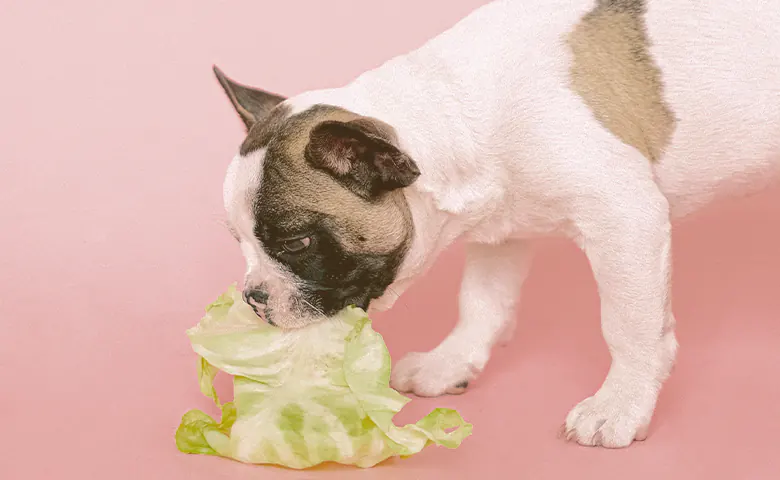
244 284 385 329
248 302 276 326
250 296 373 328
303 284 382 315
334 289 373 312
350 298 371 311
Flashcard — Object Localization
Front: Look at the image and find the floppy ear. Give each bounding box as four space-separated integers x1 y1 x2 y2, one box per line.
305 119 421 199
213 65 286 130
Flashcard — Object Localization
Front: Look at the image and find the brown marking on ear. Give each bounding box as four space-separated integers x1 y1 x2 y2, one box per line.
567 0 676 162
213 65 286 131
305 119 420 199
349 116 400 145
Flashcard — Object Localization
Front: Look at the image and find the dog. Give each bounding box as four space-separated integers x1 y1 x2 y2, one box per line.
215 0 780 448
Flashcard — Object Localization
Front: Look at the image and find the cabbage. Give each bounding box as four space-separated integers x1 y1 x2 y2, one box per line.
175 285 472 469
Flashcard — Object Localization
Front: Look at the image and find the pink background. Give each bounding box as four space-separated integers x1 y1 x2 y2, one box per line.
2 1 780 478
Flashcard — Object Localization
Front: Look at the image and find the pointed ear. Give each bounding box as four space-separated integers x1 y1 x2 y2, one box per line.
213 65 286 131
305 119 421 199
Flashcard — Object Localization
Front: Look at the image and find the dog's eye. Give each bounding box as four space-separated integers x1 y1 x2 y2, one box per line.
282 237 311 254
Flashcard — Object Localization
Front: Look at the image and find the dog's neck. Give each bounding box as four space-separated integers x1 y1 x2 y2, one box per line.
286 53 507 294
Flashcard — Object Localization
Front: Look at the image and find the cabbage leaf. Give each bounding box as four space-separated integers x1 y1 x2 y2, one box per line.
175 285 472 469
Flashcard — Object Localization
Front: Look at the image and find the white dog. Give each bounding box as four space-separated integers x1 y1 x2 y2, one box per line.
216 0 780 447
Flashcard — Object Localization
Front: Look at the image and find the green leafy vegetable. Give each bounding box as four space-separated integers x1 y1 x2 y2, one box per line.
176 285 472 469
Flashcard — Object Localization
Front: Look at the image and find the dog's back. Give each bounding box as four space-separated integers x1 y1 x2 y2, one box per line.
640 1 780 216
366 0 780 218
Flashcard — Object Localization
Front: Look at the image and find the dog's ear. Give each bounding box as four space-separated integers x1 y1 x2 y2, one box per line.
213 65 286 131
305 119 421 199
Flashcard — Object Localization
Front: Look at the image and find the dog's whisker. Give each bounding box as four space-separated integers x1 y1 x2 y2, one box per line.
300 298 326 318
386 286 400 300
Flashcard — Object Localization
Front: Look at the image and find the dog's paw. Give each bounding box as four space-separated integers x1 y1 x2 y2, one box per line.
390 349 483 397
563 383 654 448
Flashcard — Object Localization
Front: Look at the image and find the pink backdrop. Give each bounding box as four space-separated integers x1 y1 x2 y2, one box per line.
2 1 779 478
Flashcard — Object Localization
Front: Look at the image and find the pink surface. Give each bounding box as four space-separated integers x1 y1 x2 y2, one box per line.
2 1 780 478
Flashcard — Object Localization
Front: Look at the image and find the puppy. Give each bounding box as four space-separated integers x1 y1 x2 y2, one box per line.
216 0 780 448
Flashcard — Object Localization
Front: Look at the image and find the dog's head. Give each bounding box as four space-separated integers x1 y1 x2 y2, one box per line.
215 67 419 328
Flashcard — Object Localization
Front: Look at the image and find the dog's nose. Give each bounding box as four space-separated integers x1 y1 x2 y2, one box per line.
242 287 275 325
243 287 269 306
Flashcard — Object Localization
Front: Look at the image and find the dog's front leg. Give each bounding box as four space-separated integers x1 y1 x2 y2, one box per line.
564 179 678 448
390 240 533 396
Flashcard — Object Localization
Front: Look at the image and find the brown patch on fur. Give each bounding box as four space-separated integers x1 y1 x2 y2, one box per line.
239 105 293 156
567 0 676 161
250 105 414 255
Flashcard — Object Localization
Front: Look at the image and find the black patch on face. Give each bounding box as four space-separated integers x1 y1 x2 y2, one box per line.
253 204 409 316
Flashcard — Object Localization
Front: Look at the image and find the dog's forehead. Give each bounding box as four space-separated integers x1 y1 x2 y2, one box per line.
240 104 358 157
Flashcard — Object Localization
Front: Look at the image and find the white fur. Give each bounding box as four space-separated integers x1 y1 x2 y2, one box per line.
233 0 780 447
